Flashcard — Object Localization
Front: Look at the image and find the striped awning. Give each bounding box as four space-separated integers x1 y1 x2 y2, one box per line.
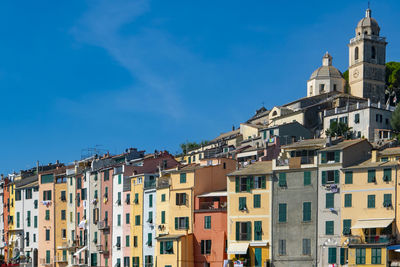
227 243 249 255
351 218 394 229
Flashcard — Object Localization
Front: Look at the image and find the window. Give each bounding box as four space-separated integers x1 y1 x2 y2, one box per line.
326 193 334 209
278 240 286 255
77 193 80 207
345 171 353 184
149 194 153 208
302 239 311 255
344 194 352 207
133 236 138 247
144 255 153 266
123 257 129 267
204 216 211 229
320 84 325 92
303 202 311 221
161 211 166 224
368 195 375 208
253 176 266 189
135 215 140 226
43 190 52 201
356 248 366 264
126 235 130 247
62 229 66 239
46 250 50 264
34 200 38 209
253 194 261 208
278 173 287 187
238 197 247 211
147 233 152 246
278 203 287 222
355 47 359 60
339 116 348 125
41 174 54 184
160 241 174 254
46 229 50 241
34 216 38 228
236 221 251 241
93 232 98 244
333 84 337 91
103 170 109 181
326 221 334 235
381 157 389 162
322 170 339 185
69 193 73 204
77 177 82 189
117 192 121 205
372 46 376 59
161 194 166 202
180 173 186 183
371 248 381 264
326 151 340 163
343 219 351 235
383 168 392 182
304 171 311 186
384 194 392 207
15 190 21 201
176 193 186 206
117 215 121 226
27 211 31 227
45 210 50 220
118 174 122 184
254 221 262 241
134 193 139 204
125 193 130 204
200 240 211 254
116 236 121 249
354 113 360 123
235 177 251 192
126 213 130 224
148 212 153 223
132 257 139 267
175 217 189 230
16 212 20 228
368 169 376 183
61 210 66 220
328 247 337 264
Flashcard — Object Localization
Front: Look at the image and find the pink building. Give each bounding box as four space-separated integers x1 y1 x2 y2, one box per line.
193 192 227 267
99 168 113 267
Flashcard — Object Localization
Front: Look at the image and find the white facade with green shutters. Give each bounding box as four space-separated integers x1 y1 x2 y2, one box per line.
112 168 124 267
143 174 157 267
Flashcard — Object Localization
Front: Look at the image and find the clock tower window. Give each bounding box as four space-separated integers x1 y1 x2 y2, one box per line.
371 46 376 59
355 47 359 61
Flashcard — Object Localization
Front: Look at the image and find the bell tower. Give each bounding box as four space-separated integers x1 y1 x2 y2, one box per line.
348 8 387 104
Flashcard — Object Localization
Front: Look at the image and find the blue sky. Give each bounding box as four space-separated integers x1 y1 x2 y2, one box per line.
1 0 399 173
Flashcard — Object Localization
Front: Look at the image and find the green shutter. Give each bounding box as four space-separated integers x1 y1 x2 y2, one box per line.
46 250 50 264
334 170 339 184
249 176 254 190
326 221 334 235
279 173 286 187
175 217 178 229
239 197 246 210
149 195 153 207
384 168 392 181
118 174 121 184
345 171 353 184
334 151 340 162
343 219 351 235
180 173 186 183
340 248 346 265
326 193 334 209
279 203 287 222
246 222 252 240
304 171 311 186
254 221 262 241
253 195 261 208
303 202 311 221
321 152 327 163
236 222 240 241
161 211 165 224
261 176 266 189
344 194 352 207
368 170 376 183
16 212 20 228
235 177 240 192
322 171 327 185
160 241 164 254
368 195 375 208
34 216 37 228
246 177 251 192
384 194 392 207
328 247 337 264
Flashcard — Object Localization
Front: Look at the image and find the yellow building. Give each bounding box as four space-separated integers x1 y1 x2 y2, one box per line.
131 174 144 267
156 158 236 267
227 161 272 267
55 175 68 267
8 179 17 262
341 148 399 266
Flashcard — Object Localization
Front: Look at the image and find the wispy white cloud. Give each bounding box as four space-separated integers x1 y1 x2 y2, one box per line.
66 0 207 119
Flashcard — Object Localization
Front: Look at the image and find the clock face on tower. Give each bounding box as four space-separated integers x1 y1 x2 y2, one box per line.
353 69 359 78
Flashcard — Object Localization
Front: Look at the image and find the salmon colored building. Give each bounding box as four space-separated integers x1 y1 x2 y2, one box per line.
54 174 68 267
193 192 227 267
99 168 113 267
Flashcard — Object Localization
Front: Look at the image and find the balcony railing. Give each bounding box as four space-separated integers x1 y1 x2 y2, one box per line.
349 235 393 245
196 201 227 212
98 220 109 230
144 180 156 189
96 244 109 254
157 179 169 189
276 156 314 167
54 255 68 263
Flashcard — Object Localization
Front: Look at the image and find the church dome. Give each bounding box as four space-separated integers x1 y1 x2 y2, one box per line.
356 9 380 36
309 52 343 80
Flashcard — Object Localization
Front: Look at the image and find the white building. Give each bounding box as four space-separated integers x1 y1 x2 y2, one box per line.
142 174 157 267
112 165 124 267
0 178 5 258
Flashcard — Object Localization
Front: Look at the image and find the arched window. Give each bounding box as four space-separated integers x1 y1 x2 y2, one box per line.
372 46 376 59
355 47 359 60
272 110 278 116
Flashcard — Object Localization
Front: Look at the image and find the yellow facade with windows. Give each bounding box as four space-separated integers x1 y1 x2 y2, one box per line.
227 161 273 267
131 175 144 266
55 179 68 266
341 151 399 266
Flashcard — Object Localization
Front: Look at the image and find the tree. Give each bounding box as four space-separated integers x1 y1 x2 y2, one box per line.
325 121 352 139
390 104 400 136
179 140 209 155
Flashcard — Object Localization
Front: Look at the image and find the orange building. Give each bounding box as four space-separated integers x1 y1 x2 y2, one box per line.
193 191 227 267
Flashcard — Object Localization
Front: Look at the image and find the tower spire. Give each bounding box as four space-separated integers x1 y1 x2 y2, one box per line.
366 1 372 17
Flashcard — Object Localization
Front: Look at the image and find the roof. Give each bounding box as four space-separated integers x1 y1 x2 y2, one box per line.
282 138 326 150
14 175 38 189
211 129 240 142
379 147 400 157
357 9 380 33
351 218 393 229
228 161 272 176
309 65 343 80
197 190 227 198
156 234 185 240
344 159 399 170
320 139 369 151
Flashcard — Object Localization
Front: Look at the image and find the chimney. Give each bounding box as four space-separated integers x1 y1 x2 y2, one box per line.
371 149 378 163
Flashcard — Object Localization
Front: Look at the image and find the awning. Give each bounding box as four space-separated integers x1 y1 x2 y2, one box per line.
388 245 400 250
227 243 249 255
73 246 87 257
237 151 258 158
351 218 394 229
197 191 227 198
